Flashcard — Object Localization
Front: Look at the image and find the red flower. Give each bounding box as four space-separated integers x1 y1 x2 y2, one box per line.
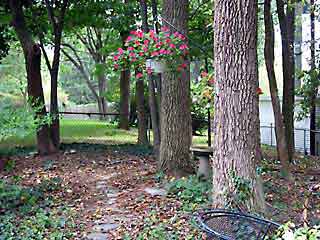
180 63 187 68
179 44 188 50
130 30 137 35
136 72 143 79
143 47 148 52
144 39 149 45
128 46 134 51
257 87 263 95
165 38 171 44
174 32 180 37
178 34 186 40
139 52 144 56
126 36 132 42
159 49 166 54
135 40 141 46
169 43 176 49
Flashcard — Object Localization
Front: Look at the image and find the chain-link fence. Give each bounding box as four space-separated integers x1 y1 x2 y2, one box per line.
260 123 320 156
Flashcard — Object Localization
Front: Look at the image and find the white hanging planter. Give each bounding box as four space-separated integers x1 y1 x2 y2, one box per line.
146 59 168 73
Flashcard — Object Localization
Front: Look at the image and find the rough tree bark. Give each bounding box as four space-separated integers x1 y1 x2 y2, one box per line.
119 32 130 131
9 0 55 155
159 0 193 177
264 0 290 177
310 0 317 155
212 0 265 212
276 0 296 162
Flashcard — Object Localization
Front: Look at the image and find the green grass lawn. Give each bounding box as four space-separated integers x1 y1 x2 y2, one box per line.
0 118 209 150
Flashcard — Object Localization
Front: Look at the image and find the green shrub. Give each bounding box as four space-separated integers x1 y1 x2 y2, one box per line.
167 176 211 211
270 223 320 240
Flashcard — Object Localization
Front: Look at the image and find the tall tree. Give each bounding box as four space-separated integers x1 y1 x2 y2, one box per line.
7 0 55 155
159 0 193 177
276 0 296 161
309 0 317 155
39 0 69 149
212 0 265 211
264 0 290 177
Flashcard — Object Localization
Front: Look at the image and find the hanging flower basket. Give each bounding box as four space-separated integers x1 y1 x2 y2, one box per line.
109 27 189 78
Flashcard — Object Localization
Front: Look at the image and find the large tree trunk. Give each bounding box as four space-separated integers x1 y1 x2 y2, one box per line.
310 0 317 155
264 0 290 177
276 0 295 162
9 0 55 155
159 0 193 177
212 0 265 212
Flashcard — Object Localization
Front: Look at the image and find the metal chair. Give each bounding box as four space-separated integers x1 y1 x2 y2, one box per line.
195 209 280 240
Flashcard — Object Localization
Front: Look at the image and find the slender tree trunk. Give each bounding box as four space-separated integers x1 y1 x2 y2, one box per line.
159 0 193 177
136 78 148 144
139 0 160 149
9 0 55 155
97 73 107 119
28 45 56 155
310 0 317 155
119 54 130 130
212 0 265 212
276 0 295 162
264 0 290 177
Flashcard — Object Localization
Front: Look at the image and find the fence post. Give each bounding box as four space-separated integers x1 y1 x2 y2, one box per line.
270 123 273 146
208 109 211 147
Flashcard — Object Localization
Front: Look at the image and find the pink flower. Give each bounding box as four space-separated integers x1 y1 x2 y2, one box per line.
118 48 124 54
128 46 134 51
179 44 188 50
165 38 171 44
149 30 155 38
136 30 143 38
165 50 172 55
178 34 186 40
174 32 180 37
114 64 119 70
113 55 119 61
129 52 136 57
126 36 132 42
169 43 176 49
136 72 143 79
130 30 137 35
131 58 137 62
151 51 159 57
161 26 170 32
143 47 148 52
165 33 170 37
139 52 144 56
159 49 166 54
144 39 149 45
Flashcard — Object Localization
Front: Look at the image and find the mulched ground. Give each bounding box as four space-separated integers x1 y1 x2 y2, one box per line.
1 144 319 239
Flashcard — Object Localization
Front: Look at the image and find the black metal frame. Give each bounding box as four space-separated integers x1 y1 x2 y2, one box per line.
195 209 280 240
